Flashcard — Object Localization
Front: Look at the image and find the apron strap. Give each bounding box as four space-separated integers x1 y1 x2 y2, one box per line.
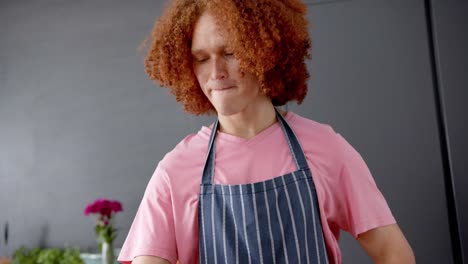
274 108 310 171
201 107 309 186
201 119 219 186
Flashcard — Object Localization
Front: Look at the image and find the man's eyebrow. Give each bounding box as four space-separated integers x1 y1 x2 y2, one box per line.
191 45 229 55
191 49 206 55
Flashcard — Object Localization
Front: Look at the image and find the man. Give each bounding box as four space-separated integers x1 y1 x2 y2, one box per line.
118 0 415 263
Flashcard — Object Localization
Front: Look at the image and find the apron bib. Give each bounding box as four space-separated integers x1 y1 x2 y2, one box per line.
198 108 329 264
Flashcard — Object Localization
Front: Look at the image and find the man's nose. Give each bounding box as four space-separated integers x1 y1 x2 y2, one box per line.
210 58 227 80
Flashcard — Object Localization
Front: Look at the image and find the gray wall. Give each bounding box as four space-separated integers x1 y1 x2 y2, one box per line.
431 0 468 261
0 0 466 263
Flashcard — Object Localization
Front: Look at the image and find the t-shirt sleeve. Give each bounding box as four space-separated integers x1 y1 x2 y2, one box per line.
330 132 396 239
117 164 177 264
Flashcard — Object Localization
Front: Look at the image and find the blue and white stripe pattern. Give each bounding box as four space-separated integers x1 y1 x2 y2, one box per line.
198 108 329 264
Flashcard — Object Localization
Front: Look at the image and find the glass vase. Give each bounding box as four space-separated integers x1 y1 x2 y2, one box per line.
101 241 115 264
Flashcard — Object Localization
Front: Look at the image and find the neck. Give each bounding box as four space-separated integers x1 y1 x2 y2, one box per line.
215 101 286 139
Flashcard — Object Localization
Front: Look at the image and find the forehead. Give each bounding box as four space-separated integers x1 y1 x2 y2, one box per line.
191 12 229 52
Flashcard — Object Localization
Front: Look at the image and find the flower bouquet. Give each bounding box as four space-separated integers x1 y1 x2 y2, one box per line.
84 198 123 264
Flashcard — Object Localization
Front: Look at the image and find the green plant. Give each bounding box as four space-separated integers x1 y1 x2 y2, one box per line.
12 246 84 264
37 248 62 264
61 248 84 264
12 246 41 264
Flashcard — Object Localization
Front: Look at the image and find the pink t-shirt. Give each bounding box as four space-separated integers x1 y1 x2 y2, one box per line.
118 112 396 264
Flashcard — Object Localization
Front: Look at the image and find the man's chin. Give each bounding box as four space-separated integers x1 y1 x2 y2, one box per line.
213 106 242 117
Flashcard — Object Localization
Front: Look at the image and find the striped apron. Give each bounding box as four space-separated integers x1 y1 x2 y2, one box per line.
198 108 329 264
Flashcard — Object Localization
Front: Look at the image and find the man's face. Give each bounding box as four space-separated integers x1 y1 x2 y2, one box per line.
191 12 265 116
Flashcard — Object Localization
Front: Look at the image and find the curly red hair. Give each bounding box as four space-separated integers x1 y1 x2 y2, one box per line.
141 0 312 115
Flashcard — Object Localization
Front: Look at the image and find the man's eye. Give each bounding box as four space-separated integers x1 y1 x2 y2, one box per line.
225 52 234 57
196 58 208 63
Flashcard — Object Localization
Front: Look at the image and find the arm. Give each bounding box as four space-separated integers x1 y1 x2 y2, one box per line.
357 223 415 264
118 164 179 264
133 256 171 264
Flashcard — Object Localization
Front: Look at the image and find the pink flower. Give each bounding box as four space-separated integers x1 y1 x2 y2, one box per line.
84 198 123 217
84 198 123 244
111 201 123 213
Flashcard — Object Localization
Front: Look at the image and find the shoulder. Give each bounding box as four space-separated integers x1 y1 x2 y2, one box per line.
287 112 341 154
144 130 209 192
288 112 335 134
157 130 209 174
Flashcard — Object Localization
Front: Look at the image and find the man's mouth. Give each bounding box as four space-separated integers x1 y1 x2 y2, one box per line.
212 86 235 92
